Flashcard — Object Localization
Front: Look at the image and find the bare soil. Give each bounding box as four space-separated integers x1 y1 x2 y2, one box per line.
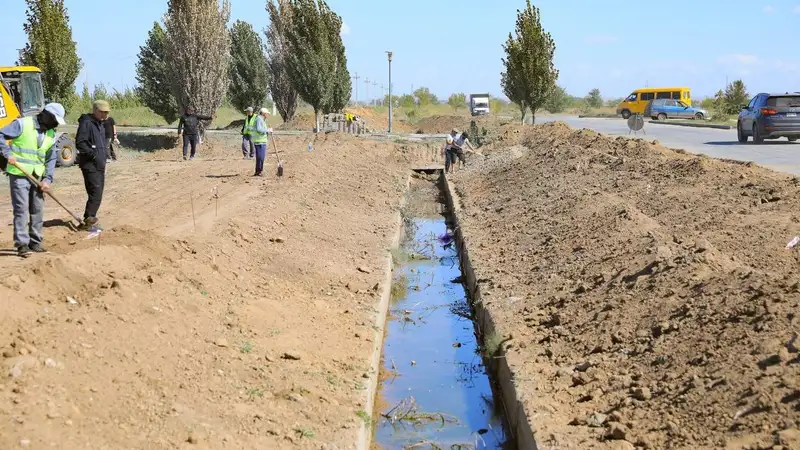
0 133 435 449
452 122 800 449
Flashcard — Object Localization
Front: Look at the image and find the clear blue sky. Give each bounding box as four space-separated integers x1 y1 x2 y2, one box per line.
2 0 799 102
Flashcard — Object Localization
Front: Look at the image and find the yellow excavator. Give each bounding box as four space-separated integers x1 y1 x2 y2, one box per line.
0 65 76 167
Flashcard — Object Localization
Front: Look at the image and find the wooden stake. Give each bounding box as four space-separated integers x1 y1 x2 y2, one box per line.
190 193 196 231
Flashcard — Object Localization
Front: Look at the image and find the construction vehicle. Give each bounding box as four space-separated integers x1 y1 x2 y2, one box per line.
469 93 490 116
1 66 76 167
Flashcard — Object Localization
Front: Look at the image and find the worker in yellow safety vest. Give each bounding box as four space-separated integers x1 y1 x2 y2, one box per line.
250 107 272 176
0 103 66 257
241 106 257 159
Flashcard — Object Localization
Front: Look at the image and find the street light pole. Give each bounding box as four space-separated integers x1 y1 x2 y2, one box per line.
386 51 393 133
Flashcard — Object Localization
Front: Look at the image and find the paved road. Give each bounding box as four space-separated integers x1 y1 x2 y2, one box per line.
539 116 800 175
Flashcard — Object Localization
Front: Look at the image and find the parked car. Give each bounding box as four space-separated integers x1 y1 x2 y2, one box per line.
616 87 692 119
646 99 708 121
737 93 800 144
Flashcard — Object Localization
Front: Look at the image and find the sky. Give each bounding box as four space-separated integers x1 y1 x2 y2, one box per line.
3 0 800 102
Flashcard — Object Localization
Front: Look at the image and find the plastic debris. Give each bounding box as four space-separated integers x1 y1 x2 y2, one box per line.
787 236 800 249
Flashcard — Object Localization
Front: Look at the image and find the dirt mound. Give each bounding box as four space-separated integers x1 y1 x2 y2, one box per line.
345 107 413 133
412 114 512 135
277 112 316 131
452 121 800 449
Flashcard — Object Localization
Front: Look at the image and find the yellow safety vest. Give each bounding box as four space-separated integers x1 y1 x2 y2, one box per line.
251 116 269 144
6 117 54 178
243 115 257 136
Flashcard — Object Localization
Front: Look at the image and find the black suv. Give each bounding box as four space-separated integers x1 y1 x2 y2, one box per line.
738 93 800 144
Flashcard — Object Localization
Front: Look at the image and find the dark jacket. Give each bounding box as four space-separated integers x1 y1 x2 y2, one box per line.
177 113 212 136
75 113 107 170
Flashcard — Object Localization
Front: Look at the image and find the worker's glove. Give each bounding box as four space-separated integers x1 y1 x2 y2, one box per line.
267 128 273 134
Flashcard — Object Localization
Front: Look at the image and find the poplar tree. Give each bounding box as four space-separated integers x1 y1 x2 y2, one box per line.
19 0 82 107
135 22 179 124
501 0 558 124
164 0 231 119
228 20 270 112
266 0 298 122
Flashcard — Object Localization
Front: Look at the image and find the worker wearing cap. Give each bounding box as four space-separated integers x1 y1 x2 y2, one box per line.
442 128 460 173
241 107 257 159
75 100 111 230
0 103 66 256
250 107 271 177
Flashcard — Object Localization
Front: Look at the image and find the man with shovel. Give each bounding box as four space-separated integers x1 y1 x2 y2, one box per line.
251 107 271 177
0 103 66 256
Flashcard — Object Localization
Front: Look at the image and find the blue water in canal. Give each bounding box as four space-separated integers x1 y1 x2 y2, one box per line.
375 216 509 449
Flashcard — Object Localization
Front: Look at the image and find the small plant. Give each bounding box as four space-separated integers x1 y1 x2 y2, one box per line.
354 381 366 391
295 428 315 439
483 333 504 357
356 410 371 425
240 342 253 354
390 274 409 303
246 387 265 401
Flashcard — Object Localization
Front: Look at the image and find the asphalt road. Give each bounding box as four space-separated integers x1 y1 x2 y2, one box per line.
540 116 800 176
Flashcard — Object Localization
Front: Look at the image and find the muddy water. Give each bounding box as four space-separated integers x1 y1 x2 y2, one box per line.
374 179 509 449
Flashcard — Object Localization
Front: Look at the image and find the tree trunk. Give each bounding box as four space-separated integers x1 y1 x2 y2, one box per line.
520 106 526 125
314 109 320 133
531 112 536 125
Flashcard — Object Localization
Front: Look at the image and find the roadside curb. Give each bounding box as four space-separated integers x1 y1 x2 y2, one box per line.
647 121 732 130
440 173 539 450
356 173 412 450
577 115 618 119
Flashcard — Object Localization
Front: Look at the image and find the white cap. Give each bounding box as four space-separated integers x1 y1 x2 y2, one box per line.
44 103 66 125
259 107 270 115
245 106 254 112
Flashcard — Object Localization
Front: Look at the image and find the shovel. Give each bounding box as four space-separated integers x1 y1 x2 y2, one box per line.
10 162 82 227
270 135 284 177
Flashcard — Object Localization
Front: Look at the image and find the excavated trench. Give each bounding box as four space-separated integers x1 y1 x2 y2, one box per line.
363 172 534 449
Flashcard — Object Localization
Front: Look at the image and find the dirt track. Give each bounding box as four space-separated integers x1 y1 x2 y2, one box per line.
452 122 800 449
0 133 436 449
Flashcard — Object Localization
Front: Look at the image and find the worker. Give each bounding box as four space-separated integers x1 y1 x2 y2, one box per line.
452 131 476 169
76 100 111 230
251 107 271 177
241 106 256 159
103 114 120 162
177 107 215 161
442 128 459 174
0 103 66 256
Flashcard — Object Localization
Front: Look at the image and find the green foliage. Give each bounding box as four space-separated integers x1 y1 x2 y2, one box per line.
398 94 416 109
723 79 749 115
605 97 623 108
266 0 298 122
489 98 505 115
544 85 570 113
282 0 350 130
468 120 488 147
19 0 82 108
447 93 466 111
585 88 603 108
228 20 270 112
413 87 438 106
135 22 179 124
501 0 558 124
165 0 231 118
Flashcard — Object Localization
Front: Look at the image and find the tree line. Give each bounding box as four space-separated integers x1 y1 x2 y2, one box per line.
17 0 350 131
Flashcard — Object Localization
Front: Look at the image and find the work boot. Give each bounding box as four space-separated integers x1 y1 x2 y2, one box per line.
29 244 48 253
17 245 31 257
79 217 98 231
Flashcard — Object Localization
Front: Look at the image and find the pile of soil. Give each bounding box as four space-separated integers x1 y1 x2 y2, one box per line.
452 122 800 449
412 114 510 134
345 107 414 134
277 112 316 131
0 132 433 448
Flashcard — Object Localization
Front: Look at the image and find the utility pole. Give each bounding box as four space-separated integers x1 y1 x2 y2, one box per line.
371 81 378 106
387 51 393 133
364 78 370 107
352 72 360 105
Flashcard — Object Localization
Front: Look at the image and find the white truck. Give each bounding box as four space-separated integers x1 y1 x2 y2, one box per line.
469 94 490 116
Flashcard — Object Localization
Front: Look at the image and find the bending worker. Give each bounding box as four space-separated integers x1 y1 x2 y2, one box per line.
0 103 66 256
442 128 459 173
241 106 256 159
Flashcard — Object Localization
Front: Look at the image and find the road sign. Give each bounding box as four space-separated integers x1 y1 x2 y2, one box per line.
627 114 645 135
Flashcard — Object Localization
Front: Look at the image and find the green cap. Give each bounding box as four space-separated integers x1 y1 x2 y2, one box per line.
93 100 110 112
